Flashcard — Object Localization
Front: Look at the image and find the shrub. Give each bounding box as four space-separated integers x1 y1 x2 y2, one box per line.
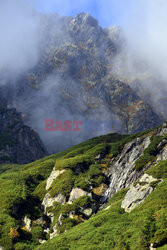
57 217 77 234
150 180 160 189
86 143 109 158
9 227 20 241
49 170 74 197
33 180 47 201
55 155 92 171
74 175 90 191
152 229 167 247
87 164 102 177
31 226 45 240
135 135 166 171
147 160 167 179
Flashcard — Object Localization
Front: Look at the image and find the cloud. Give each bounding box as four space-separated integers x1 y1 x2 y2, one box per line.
120 0 167 80
1 0 167 153
103 0 167 118
0 0 40 78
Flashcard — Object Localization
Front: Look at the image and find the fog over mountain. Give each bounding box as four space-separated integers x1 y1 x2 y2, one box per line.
0 0 166 153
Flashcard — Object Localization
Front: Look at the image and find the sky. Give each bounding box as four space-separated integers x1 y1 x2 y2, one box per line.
28 0 133 27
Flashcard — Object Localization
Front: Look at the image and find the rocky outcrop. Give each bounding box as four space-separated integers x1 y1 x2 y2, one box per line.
101 123 167 204
46 169 65 190
121 174 158 212
31 123 167 242
42 193 66 211
158 122 167 136
68 188 92 203
0 97 47 164
102 136 151 202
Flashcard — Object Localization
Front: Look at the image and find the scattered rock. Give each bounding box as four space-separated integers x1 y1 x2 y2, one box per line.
150 243 156 250
83 208 92 217
23 216 31 231
69 211 76 219
121 174 158 212
68 188 92 203
50 225 58 239
158 123 167 136
44 228 50 234
58 214 63 226
42 193 66 211
39 239 47 244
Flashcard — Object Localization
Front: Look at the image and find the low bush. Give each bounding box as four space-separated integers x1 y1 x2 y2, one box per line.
135 135 166 171
49 170 74 197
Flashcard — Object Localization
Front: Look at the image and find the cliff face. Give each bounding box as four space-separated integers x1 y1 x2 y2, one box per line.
2 13 162 153
0 98 47 164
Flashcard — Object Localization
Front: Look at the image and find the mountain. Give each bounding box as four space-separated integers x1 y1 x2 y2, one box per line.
0 122 167 249
1 12 163 153
0 97 47 164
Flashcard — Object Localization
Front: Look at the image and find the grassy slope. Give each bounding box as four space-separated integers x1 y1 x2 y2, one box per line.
0 127 165 249
0 133 129 249
0 155 57 249
38 160 167 250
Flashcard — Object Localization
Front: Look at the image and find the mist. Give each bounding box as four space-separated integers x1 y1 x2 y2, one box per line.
0 0 40 80
1 0 167 153
94 0 167 120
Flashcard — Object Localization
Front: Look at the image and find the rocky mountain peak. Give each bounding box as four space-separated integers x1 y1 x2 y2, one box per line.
0 12 163 153
73 12 98 27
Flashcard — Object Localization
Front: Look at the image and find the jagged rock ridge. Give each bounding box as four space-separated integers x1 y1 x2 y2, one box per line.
1 12 162 153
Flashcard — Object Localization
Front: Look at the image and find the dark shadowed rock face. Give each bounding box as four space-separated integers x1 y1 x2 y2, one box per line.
0 98 47 164
1 12 162 152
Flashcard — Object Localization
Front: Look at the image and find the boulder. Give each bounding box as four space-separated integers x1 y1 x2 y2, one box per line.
68 188 92 203
121 174 158 212
83 208 92 217
23 216 31 231
42 193 66 211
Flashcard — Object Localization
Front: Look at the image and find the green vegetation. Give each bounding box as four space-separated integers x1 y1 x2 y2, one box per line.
38 177 167 250
135 135 167 171
55 155 92 171
49 170 74 197
46 196 94 235
0 131 129 249
0 154 57 249
147 159 167 179
0 126 166 249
